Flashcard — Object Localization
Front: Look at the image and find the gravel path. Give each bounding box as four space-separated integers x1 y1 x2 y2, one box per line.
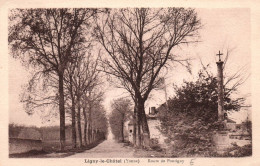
67 132 134 158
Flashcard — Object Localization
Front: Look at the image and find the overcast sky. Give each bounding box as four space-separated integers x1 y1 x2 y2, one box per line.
9 8 251 127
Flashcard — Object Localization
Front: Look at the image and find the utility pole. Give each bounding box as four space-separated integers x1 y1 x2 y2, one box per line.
163 77 169 111
216 51 225 122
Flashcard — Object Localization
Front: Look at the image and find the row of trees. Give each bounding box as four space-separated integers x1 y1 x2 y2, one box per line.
9 9 108 150
109 98 132 142
9 8 202 149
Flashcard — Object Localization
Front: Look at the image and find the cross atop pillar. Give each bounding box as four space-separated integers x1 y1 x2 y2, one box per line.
216 51 225 123
216 50 223 62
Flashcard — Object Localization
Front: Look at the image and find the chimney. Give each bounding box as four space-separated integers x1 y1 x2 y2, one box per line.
151 107 156 115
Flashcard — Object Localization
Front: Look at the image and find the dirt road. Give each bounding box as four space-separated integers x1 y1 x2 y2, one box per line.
67 132 134 158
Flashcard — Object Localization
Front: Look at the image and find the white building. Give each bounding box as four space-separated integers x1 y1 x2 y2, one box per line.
127 107 167 147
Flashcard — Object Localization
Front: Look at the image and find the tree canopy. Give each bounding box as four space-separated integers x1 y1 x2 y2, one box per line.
9 8 99 150
94 8 202 144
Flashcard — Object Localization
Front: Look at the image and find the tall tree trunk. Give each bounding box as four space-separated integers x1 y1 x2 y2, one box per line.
69 76 76 149
92 129 95 142
88 107 92 144
138 99 150 147
88 123 92 144
138 99 150 135
86 122 89 144
58 73 65 151
77 97 82 148
141 108 150 147
133 104 137 146
137 107 142 147
121 120 124 142
83 107 87 146
71 98 77 148
140 109 150 136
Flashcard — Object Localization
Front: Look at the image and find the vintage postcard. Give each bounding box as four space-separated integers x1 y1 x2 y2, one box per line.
0 0 260 166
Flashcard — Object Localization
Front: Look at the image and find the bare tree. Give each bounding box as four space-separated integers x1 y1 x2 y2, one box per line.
109 98 132 142
20 70 59 115
64 58 78 148
83 89 104 145
9 9 97 150
94 8 201 146
222 49 250 98
91 104 109 142
64 52 100 148
200 47 250 109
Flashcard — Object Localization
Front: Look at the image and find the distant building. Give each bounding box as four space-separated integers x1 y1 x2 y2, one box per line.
127 120 134 142
127 107 167 147
226 118 237 131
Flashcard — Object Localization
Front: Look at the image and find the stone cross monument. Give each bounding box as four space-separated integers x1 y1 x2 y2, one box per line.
213 51 230 153
216 51 225 122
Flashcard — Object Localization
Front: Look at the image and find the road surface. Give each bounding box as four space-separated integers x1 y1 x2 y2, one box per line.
67 130 134 158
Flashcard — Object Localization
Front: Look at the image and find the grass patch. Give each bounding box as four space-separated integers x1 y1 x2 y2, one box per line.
9 139 105 158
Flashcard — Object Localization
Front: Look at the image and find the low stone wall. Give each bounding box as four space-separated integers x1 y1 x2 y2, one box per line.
9 138 42 154
230 139 251 147
213 131 251 153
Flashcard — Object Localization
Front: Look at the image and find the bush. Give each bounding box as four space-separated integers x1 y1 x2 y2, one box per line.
157 66 246 157
149 138 163 152
220 144 252 157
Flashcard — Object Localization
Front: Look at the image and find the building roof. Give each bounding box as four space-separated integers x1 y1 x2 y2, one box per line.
226 118 236 123
128 119 134 126
146 114 159 120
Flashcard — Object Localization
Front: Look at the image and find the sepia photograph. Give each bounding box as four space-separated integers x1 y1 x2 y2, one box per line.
1 1 260 165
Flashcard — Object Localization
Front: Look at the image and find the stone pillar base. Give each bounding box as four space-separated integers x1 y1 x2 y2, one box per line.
213 131 231 153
